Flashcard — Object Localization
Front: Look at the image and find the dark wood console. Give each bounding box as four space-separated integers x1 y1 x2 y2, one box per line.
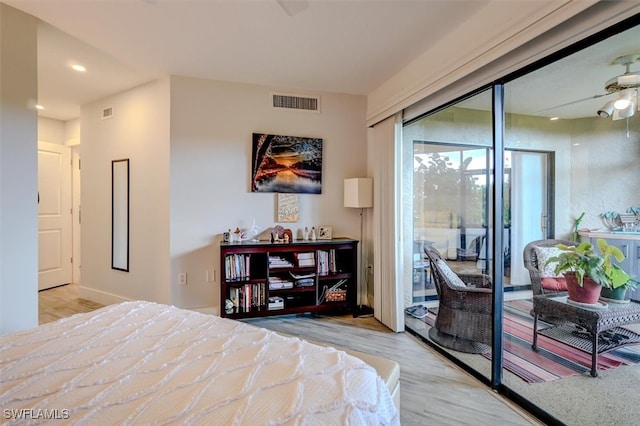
220 238 358 319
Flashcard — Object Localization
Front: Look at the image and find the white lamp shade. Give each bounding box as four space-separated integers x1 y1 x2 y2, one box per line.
344 178 373 208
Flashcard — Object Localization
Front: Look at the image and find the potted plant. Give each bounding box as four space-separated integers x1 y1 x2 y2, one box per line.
547 238 639 304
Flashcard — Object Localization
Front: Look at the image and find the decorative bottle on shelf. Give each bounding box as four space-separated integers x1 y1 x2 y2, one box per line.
310 227 316 241
303 226 309 241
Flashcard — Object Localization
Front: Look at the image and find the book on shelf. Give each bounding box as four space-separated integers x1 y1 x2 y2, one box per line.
268 277 294 290
233 282 266 312
268 256 293 268
225 254 251 280
289 271 315 279
295 278 315 287
295 252 316 267
317 249 337 275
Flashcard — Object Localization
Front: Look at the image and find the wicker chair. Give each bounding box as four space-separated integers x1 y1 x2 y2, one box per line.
522 238 575 296
423 246 493 353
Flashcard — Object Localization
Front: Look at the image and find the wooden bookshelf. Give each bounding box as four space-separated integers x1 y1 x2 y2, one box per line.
220 238 358 319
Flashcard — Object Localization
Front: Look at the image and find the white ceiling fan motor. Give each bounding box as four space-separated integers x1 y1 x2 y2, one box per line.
604 54 640 93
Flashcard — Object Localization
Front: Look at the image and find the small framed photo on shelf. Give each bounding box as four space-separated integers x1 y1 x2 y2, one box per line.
318 226 333 240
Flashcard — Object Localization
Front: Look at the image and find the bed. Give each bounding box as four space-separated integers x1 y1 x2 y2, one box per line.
0 301 399 425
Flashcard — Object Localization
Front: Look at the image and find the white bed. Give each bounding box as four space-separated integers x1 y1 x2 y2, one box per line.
0 301 398 425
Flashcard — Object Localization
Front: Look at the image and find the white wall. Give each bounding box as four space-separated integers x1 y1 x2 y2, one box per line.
169 76 368 310
38 116 79 147
78 75 367 311
65 118 80 146
38 117 65 144
0 4 39 334
568 116 640 230
80 78 171 305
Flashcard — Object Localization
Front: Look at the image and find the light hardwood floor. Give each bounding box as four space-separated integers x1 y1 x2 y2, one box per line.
39 284 542 425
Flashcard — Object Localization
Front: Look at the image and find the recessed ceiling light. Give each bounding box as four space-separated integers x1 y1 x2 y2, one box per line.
71 64 86 72
35 104 44 110
550 117 559 121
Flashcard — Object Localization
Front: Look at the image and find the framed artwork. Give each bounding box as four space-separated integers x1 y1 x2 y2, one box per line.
251 133 323 194
318 226 333 240
277 193 299 222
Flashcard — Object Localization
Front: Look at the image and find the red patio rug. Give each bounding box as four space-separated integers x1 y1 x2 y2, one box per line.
422 299 640 383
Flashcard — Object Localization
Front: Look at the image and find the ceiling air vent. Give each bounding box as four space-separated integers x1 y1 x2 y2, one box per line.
101 107 113 120
272 93 320 113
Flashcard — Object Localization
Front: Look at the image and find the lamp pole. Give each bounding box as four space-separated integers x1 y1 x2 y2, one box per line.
357 206 373 317
343 177 373 317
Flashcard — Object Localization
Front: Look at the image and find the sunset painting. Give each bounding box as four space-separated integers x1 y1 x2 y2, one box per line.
251 133 323 194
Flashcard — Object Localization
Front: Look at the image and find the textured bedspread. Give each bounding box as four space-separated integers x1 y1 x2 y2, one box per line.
0 301 398 425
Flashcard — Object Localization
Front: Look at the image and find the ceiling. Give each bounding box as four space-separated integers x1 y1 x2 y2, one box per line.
8 0 485 121
499 24 640 120
5 1 639 122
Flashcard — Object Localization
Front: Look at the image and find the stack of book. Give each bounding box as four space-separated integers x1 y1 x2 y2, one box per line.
289 271 315 287
296 278 315 287
295 252 315 267
268 277 294 290
268 256 293 268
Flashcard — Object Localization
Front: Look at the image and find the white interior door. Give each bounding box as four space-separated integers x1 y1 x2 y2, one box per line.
38 142 72 290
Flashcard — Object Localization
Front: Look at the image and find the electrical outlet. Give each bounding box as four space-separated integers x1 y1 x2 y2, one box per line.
178 272 187 285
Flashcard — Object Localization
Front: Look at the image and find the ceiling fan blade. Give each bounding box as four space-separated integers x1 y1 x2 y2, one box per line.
534 93 610 115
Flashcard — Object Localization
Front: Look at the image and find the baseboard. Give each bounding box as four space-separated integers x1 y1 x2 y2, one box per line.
77 286 131 306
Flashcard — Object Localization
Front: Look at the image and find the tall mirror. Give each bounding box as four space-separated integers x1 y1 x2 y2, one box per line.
112 159 130 271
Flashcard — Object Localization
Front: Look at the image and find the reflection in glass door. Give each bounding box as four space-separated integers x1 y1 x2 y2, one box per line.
409 145 552 302
411 143 490 302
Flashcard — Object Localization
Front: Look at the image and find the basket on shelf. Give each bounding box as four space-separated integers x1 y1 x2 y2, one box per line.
321 279 348 303
326 289 347 302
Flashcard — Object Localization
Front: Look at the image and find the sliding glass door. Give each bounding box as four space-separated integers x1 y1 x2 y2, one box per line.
401 18 639 425
402 88 496 382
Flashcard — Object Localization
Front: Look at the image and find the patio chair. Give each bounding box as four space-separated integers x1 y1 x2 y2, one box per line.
423 246 493 353
523 238 575 296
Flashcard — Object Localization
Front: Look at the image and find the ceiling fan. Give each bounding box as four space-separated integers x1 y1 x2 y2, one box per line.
537 54 640 120
597 54 640 120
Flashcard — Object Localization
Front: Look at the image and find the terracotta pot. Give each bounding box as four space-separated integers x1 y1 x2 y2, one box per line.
565 272 602 304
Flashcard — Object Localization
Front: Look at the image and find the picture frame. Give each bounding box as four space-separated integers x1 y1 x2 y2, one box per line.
276 193 299 222
251 133 323 194
318 226 333 240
